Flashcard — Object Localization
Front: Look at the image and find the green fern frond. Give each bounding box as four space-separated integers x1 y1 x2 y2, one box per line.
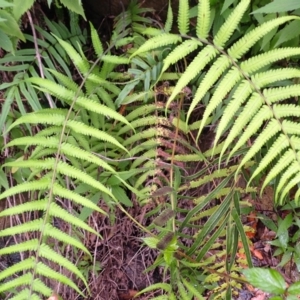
101 55 129 65
213 0 250 48
66 120 129 153
242 48 300 74
276 163 299 201
36 262 83 296
52 183 106 213
178 0 189 34
27 78 131 127
43 224 90 253
0 200 46 217
90 22 103 57
228 106 272 157
0 178 49 199
0 273 33 294
229 16 300 59
187 55 231 121
118 116 170 135
0 219 44 237
220 93 263 157
55 36 90 75
48 202 98 234
161 39 202 74
164 1 173 33
177 280 189 300
248 134 289 184
39 243 88 287
130 34 182 58
48 69 81 93
197 67 242 134
262 149 295 191
215 69 300 146
235 119 281 172
5 137 116 173
166 45 218 108
196 0 210 39
125 103 165 122
280 172 300 203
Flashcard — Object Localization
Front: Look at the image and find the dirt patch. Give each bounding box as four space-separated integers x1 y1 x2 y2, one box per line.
85 204 160 300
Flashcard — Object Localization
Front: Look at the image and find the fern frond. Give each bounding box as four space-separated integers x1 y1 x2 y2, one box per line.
276 162 299 201
197 67 241 134
66 120 129 153
248 134 289 184
52 182 106 213
0 219 44 237
0 178 49 199
0 257 34 281
0 273 33 294
44 224 90 253
187 55 231 121
215 69 300 146
55 36 90 75
161 39 202 74
27 78 131 127
4 159 115 199
213 0 250 48
235 119 281 173
6 136 116 173
130 34 182 58
196 0 210 39
48 69 80 93
90 22 103 57
0 200 45 217
228 106 272 157
164 0 173 33
262 149 295 191
178 0 189 34
229 16 300 59
36 262 83 296
220 93 263 157
280 172 300 204
242 48 300 74
166 45 218 108
39 243 88 287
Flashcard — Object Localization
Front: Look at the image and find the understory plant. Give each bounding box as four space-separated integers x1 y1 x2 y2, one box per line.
1 0 300 299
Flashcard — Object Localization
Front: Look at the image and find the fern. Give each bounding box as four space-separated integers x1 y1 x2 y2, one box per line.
130 0 300 204
0 12 87 131
3 0 300 298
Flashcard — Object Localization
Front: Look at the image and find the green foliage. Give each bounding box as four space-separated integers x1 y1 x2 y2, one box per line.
134 0 300 205
0 11 87 131
0 0 85 53
244 268 300 300
2 0 300 298
252 0 300 14
260 209 300 270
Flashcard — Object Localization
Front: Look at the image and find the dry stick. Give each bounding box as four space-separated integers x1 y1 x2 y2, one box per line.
27 11 55 108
